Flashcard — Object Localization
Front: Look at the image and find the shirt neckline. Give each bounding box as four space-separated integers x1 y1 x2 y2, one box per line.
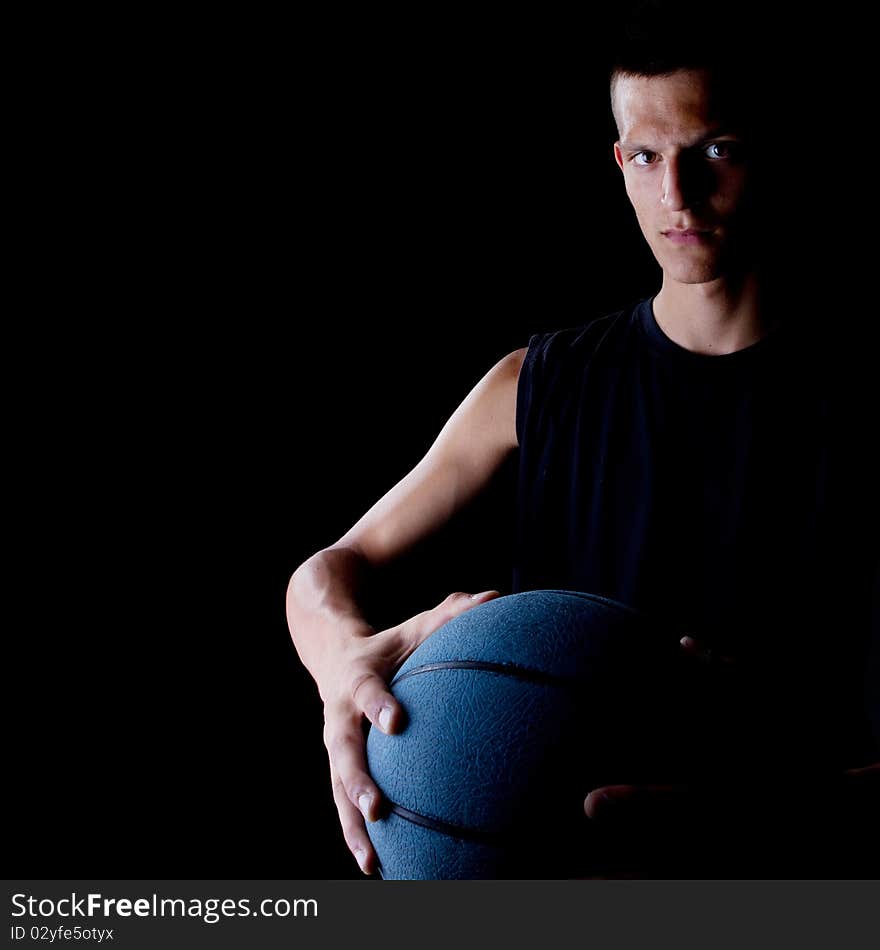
637 294 784 370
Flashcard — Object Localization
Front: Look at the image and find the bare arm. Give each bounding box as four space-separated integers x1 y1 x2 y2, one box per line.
287 345 525 682
285 345 526 873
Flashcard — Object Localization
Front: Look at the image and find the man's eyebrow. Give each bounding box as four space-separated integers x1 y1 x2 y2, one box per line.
693 125 742 143
618 127 742 152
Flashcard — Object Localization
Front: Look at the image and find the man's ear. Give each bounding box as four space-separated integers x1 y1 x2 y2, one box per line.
613 142 625 172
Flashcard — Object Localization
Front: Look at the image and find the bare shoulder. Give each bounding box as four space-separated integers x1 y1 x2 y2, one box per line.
485 346 528 394
502 346 528 374
499 348 529 446
459 346 529 452
329 345 529 567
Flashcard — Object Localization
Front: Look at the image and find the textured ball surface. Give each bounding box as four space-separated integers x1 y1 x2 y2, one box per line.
365 589 686 879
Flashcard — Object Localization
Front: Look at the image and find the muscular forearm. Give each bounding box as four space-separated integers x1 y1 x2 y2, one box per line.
286 545 376 695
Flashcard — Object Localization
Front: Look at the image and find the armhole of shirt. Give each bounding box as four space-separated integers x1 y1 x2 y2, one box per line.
514 308 636 449
515 332 547 449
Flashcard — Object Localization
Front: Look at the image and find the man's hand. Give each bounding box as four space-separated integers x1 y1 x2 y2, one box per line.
584 634 878 826
321 589 501 875
584 634 732 817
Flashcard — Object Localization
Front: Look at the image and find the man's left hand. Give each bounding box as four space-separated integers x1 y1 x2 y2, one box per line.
584 635 878 822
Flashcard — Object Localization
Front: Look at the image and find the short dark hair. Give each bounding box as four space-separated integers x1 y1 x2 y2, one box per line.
608 0 774 136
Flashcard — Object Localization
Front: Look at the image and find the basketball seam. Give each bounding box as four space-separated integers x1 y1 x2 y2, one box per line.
383 800 512 846
391 660 580 689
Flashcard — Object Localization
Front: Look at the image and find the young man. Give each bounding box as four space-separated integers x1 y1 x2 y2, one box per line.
286 3 878 876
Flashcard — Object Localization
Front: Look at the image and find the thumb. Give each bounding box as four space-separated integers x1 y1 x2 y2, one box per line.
584 783 690 821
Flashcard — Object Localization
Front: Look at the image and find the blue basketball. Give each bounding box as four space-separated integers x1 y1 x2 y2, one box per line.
365 589 689 879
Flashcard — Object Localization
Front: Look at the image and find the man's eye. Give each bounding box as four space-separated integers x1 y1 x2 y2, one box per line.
704 142 736 160
633 151 657 166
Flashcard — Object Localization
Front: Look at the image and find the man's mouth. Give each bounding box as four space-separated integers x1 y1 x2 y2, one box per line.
661 228 714 245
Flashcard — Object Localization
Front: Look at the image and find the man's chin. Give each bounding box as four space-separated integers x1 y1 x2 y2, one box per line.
656 253 729 285
653 241 754 285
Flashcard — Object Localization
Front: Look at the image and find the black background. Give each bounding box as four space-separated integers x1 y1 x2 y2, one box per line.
11 6 875 880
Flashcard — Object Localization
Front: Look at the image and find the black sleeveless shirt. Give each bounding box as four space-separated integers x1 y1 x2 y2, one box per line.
512 294 878 765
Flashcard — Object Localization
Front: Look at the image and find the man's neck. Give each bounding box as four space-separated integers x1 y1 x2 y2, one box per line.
652 273 780 356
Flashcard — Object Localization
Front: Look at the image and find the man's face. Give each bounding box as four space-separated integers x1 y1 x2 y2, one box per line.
612 68 754 284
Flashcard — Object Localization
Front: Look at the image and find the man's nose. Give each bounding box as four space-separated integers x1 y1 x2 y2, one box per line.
661 156 689 211
660 154 710 211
